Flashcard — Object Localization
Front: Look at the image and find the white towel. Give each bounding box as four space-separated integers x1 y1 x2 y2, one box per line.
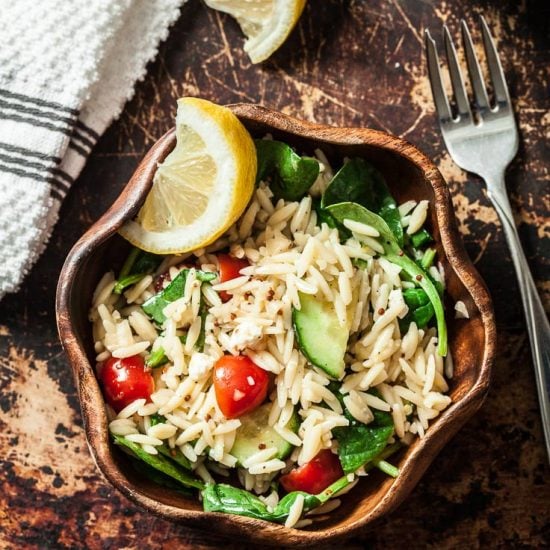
0 0 186 299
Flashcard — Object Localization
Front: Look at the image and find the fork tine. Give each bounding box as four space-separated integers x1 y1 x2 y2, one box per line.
425 30 452 122
480 15 511 105
460 19 490 112
443 25 472 120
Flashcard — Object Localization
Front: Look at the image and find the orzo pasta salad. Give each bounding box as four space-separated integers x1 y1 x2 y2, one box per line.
90 107 452 528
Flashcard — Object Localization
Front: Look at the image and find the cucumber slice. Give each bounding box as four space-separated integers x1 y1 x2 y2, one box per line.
293 292 349 379
231 403 299 466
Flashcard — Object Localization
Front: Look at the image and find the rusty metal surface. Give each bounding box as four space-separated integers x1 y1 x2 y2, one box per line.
1 0 549 547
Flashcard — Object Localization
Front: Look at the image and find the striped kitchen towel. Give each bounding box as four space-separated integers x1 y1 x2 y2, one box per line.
0 0 186 299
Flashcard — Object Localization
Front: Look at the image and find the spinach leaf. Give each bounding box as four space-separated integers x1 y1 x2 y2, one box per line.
201 484 275 521
141 269 216 324
201 484 321 523
322 158 379 208
157 444 193 471
375 459 400 478
401 288 435 330
327 382 394 474
420 248 437 270
145 347 170 369
322 158 403 246
351 258 370 271
142 415 193 470
326 202 447 356
364 441 402 478
255 139 320 201
402 288 430 309
333 420 394 475
149 413 166 426
316 475 353 502
113 435 204 490
145 334 187 369
128 457 193 496
114 247 163 294
270 491 321 522
313 198 351 241
412 302 435 328
196 295 209 352
410 228 433 249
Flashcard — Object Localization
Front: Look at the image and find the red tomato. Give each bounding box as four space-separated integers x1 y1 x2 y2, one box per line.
213 355 269 418
280 449 344 494
218 254 249 302
99 355 154 413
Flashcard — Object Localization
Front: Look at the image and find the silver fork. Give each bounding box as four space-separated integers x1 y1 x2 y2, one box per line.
425 16 550 461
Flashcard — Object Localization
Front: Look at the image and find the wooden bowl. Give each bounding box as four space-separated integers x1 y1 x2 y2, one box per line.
56 104 495 546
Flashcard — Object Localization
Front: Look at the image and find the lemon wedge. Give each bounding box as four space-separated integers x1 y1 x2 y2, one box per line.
205 0 306 63
119 98 257 254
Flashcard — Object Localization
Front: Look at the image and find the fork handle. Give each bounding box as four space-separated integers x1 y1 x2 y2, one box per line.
489 184 550 462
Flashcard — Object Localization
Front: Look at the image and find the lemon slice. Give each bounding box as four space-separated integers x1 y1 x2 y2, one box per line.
205 0 306 63
119 98 257 254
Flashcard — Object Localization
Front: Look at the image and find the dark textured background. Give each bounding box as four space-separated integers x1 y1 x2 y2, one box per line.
1 0 549 548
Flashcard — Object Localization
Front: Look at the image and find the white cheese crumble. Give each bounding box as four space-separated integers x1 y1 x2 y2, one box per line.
228 320 263 353
188 352 215 381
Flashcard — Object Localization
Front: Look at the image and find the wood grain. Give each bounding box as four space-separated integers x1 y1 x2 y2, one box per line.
1 0 548 548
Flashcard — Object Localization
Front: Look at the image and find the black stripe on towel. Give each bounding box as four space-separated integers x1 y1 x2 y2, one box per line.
0 98 76 126
0 112 72 136
0 161 46 183
49 185 65 202
0 88 79 116
0 152 54 174
69 130 95 151
0 156 70 196
68 140 90 157
76 120 100 141
50 168 74 186
0 145 74 190
0 141 62 164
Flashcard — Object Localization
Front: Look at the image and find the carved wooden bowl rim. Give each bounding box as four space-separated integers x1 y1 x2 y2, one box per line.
56 103 495 546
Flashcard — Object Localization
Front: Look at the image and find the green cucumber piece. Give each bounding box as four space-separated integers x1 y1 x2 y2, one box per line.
230 403 299 466
292 292 349 379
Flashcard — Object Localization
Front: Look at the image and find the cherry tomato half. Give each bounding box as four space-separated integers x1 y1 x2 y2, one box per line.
213 355 269 418
99 355 154 413
280 449 344 494
218 254 249 302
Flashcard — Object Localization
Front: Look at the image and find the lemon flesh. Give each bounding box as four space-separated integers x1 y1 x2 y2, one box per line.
119 98 257 254
205 0 306 63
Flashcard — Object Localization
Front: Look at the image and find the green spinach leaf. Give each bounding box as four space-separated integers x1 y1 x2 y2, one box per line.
269 491 321 522
113 435 204 490
149 413 166 426
145 334 187 369
114 247 163 294
128 457 193 495
420 248 437 270
157 445 193 471
201 484 322 523
255 139 320 201
201 484 276 521
402 288 430 309
141 269 216 324
409 228 433 249
196 295 209 352
333 419 394 475
322 158 403 246
145 347 170 369
327 382 394 474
